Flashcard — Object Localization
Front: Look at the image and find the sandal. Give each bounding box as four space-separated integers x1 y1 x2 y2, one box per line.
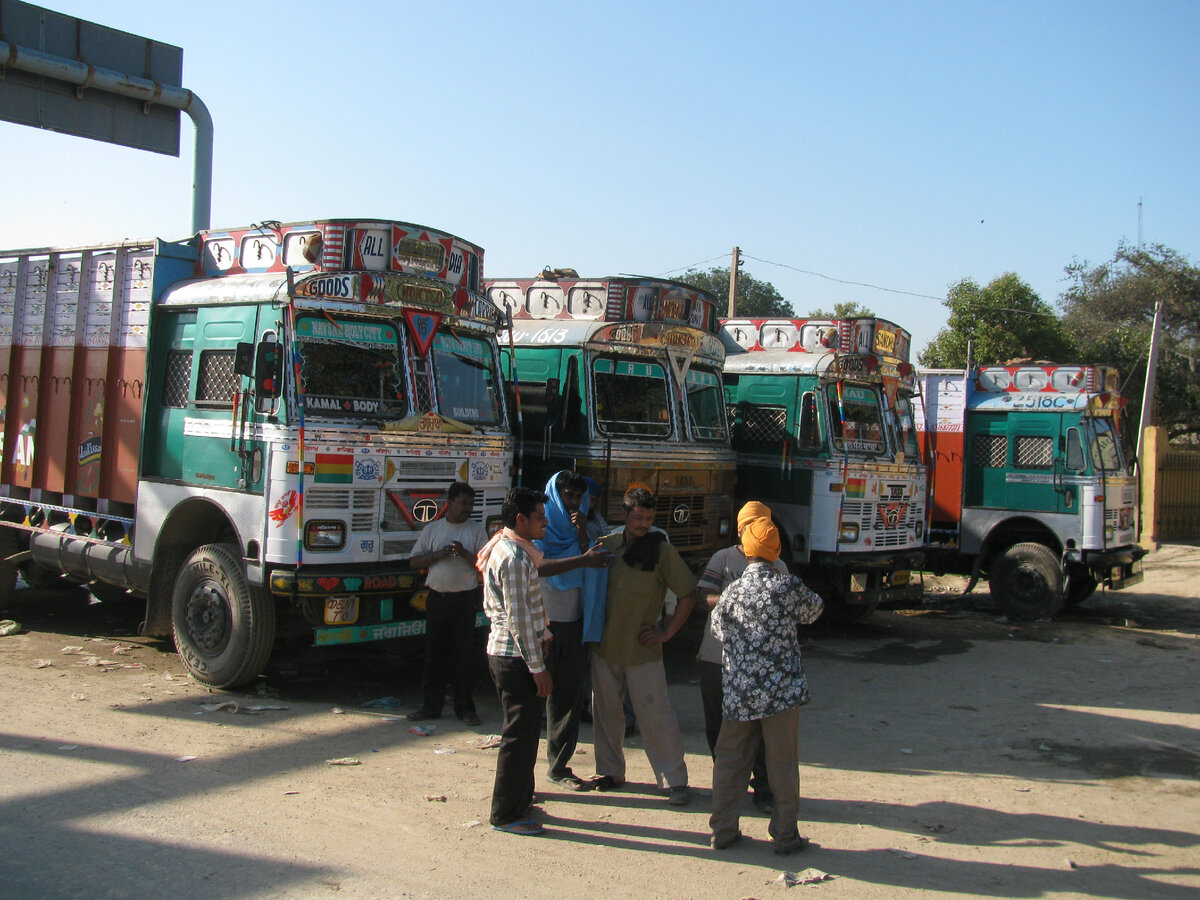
491 818 546 836
548 772 593 792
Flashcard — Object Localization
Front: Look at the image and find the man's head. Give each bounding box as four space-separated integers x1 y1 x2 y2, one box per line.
445 481 476 523
554 470 588 514
621 487 656 540
503 486 549 541
737 500 772 535
740 516 781 563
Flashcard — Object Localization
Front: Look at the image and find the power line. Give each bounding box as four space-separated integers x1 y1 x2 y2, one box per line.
654 253 731 278
742 253 947 303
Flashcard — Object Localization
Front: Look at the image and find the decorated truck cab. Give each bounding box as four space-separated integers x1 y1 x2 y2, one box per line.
721 317 927 622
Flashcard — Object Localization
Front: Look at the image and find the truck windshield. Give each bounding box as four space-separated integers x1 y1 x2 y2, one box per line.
826 383 887 455
1088 415 1125 472
593 356 672 437
295 315 405 417
686 366 727 441
432 332 504 426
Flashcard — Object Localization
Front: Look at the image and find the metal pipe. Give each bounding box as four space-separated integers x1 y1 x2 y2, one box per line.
0 39 213 232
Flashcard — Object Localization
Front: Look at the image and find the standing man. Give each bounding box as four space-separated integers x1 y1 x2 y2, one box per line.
589 486 698 805
709 517 824 854
407 481 488 726
536 470 607 791
696 500 790 812
477 486 611 836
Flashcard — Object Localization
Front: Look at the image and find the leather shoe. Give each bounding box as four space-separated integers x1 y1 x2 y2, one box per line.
459 711 481 726
590 775 625 791
406 709 440 721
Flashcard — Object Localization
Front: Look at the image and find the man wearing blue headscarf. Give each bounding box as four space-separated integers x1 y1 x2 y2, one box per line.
536 470 610 790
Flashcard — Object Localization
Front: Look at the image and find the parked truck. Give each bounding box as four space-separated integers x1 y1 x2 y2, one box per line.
487 273 735 565
720 316 927 622
915 365 1145 620
0 218 512 687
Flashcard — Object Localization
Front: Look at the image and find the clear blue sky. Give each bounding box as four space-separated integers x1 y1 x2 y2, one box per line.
2 0 1197 355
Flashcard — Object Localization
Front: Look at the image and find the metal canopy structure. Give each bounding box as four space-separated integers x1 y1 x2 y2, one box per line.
0 0 213 231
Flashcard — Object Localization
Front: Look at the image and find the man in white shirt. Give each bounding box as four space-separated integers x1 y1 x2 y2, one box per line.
407 482 489 726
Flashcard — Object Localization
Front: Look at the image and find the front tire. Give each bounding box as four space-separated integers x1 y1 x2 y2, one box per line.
171 543 275 689
989 542 1064 620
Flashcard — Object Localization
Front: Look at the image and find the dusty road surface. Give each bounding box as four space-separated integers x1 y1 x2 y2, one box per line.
1 544 1198 900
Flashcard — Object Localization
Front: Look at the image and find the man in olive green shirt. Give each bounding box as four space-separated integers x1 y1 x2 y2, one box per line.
589 487 698 805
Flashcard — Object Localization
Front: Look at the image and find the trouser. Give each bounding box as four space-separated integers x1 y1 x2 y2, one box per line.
545 618 587 777
421 587 480 716
709 706 802 847
488 654 545 826
699 659 774 803
591 653 688 789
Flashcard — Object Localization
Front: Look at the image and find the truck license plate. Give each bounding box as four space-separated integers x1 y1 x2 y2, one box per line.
891 570 910 586
325 596 359 625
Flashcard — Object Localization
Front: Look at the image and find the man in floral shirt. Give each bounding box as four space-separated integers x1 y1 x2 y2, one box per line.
709 516 824 854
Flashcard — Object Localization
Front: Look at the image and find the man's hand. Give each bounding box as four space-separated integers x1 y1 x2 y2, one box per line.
570 511 588 550
638 623 668 646
580 545 615 569
532 670 553 698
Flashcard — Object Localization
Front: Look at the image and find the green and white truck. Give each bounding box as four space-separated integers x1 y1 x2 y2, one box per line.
721 316 927 622
0 218 512 687
915 365 1145 619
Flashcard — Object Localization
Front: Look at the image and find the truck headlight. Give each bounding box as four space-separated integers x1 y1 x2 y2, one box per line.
840 523 860 543
718 517 731 538
1105 524 1115 542
305 520 346 550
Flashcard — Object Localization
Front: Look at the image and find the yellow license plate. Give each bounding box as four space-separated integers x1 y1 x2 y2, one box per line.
891 570 910 586
325 596 359 625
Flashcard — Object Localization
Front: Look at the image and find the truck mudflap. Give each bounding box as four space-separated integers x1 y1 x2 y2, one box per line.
1085 547 1147 592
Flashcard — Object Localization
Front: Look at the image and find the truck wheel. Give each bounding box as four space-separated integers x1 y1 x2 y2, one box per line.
171 543 275 689
1064 567 1098 607
989 542 1064 620
0 527 19 604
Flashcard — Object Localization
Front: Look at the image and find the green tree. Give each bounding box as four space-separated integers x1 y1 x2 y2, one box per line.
806 301 874 319
681 266 793 317
1060 243 1200 442
918 273 1074 368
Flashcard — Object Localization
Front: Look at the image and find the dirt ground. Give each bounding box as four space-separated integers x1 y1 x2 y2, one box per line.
1 544 1198 900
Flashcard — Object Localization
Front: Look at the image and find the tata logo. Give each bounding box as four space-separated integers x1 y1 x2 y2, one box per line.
672 503 691 525
880 502 907 529
413 499 441 523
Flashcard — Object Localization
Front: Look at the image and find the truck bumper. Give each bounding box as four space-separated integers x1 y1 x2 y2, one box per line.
810 549 926 605
1078 546 1147 592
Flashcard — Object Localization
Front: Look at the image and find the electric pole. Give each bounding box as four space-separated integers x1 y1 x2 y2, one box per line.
727 246 740 317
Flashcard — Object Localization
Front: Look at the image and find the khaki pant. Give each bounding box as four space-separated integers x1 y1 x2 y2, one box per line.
591 653 688 789
709 706 802 847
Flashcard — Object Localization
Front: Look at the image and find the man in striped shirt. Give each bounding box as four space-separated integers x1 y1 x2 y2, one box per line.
478 486 611 836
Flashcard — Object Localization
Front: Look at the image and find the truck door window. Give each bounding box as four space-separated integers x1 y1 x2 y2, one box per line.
1014 435 1054 469
826 384 885 454
593 357 671 437
162 350 192 408
685 367 728 441
973 434 1007 468
195 350 239 408
295 315 405 418
432 332 504 425
798 392 819 449
1065 427 1086 471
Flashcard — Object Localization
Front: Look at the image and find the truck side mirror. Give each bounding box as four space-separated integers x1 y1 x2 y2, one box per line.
255 337 283 400
798 391 820 449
